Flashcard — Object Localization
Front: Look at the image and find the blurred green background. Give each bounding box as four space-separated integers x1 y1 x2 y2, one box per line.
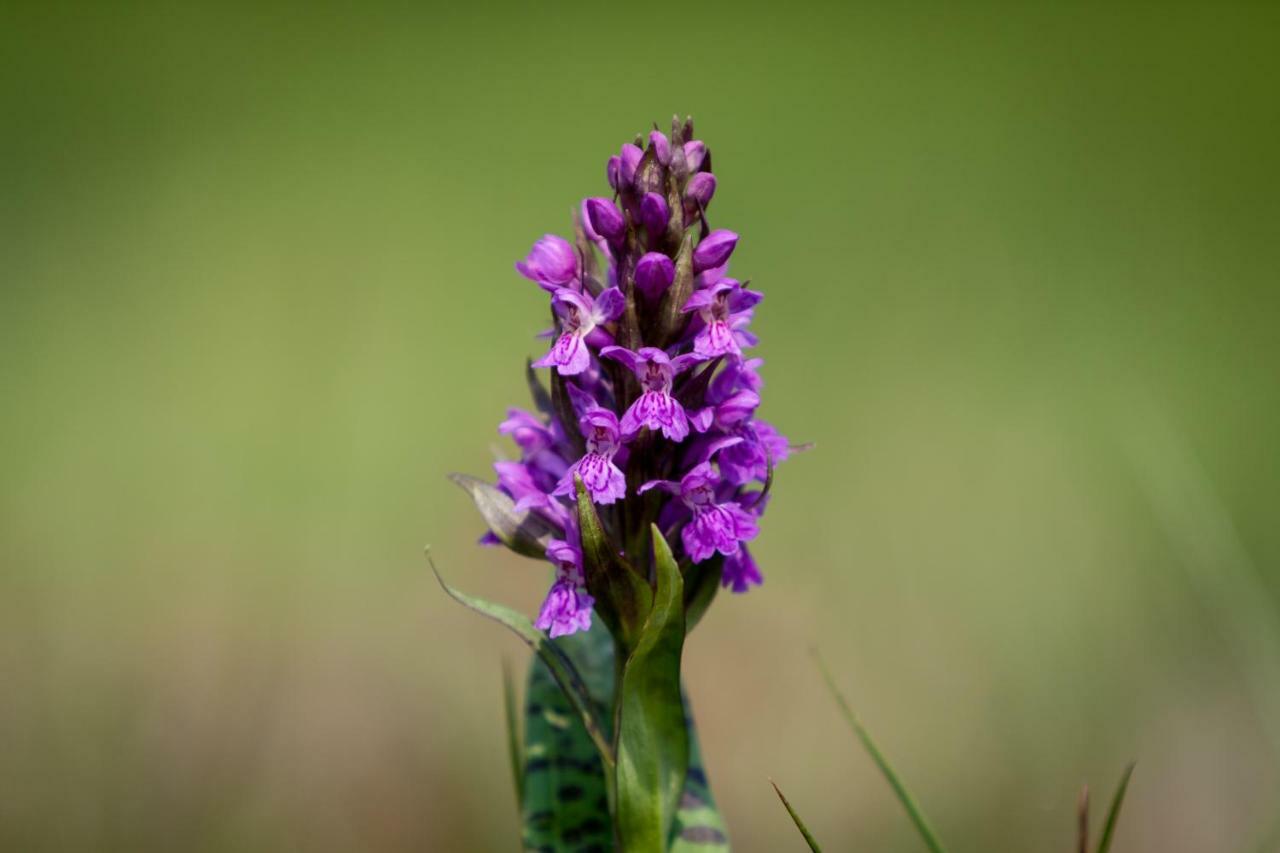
3 2 1279 850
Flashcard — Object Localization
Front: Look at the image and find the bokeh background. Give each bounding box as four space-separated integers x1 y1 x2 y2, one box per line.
3 3 1279 850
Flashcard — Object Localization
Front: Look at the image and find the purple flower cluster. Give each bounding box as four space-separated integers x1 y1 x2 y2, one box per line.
488 118 797 638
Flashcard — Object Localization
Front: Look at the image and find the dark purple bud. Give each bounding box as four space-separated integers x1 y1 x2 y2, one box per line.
649 130 671 166
640 192 669 237
620 144 643 187
684 172 716 210
693 229 738 272
607 156 622 192
635 252 675 299
683 140 706 173
585 197 625 244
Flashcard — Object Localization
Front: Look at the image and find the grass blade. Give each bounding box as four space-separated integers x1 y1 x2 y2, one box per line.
1096 763 1135 853
770 779 823 852
428 549 614 767
814 651 947 853
501 658 524 809
1076 784 1089 853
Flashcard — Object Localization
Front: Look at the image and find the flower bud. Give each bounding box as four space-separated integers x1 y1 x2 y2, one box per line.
635 252 675 299
606 156 622 192
683 140 706 173
684 172 716 211
649 130 671 166
640 192 669 237
585 197 625 244
515 234 579 290
693 229 738 272
619 144 643 188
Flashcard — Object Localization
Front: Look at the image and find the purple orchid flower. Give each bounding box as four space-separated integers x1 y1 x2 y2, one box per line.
553 407 627 504
682 279 764 358
717 419 794 485
534 287 625 376
640 461 759 563
601 346 704 442
515 235 579 291
498 409 569 477
493 459 572 530
690 388 760 434
468 120 805 637
535 522 594 637
722 543 763 593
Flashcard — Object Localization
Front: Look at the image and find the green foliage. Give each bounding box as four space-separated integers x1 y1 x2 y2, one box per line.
669 710 730 851
503 659 525 810
520 621 616 852
815 652 948 853
429 552 613 765
574 475 653 652
1096 763 1135 853
614 526 691 849
516 590 729 851
769 780 822 852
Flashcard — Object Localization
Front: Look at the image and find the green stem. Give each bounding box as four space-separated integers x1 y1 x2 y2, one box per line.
610 634 627 846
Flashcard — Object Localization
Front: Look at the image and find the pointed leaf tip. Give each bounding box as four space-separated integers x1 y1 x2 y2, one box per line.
449 472 555 559
770 779 823 852
502 659 524 811
427 551 614 768
1096 763 1135 853
614 525 689 850
1077 784 1090 853
574 474 652 650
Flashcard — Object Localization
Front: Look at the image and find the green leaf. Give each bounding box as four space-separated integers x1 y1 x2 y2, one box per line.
815 651 947 853
615 526 690 850
428 551 614 766
575 475 653 651
517 614 730 851
502 659 524 811
1096 763 1135 853
769 780 823 852
520 620 616 852
669 701 730 850
682 555 722 635
449 473 556 560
